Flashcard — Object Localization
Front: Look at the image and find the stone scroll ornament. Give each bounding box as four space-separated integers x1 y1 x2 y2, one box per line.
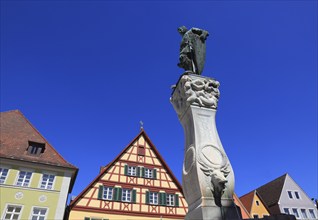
177 26 209 75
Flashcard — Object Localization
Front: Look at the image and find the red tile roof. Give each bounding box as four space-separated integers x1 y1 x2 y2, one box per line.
0 110 77 170
240 190 255 213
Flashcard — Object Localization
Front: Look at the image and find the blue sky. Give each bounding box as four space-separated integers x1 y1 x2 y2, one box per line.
1 1 317 200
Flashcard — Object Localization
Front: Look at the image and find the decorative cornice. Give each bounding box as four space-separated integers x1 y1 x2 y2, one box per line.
171 74 220 118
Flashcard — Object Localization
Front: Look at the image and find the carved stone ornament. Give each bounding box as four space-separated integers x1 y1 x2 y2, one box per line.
171 74 220 118
15 192 23 200
197 144 230 207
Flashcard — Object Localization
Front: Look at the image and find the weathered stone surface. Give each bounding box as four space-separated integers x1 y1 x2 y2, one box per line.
171 74 241 220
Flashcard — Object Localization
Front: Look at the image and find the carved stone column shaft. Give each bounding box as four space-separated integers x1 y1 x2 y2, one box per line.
171 74 241 220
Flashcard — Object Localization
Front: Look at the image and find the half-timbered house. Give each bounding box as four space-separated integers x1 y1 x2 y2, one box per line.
68 130 188 220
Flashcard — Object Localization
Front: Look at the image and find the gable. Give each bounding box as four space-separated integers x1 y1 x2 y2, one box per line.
280 174 315 207
69 130 187 219
250 193 270 217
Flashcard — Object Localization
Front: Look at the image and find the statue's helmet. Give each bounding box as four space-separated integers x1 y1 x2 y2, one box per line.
178 26 188 36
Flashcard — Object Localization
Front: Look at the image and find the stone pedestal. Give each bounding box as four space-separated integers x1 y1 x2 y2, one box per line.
171 74 241 220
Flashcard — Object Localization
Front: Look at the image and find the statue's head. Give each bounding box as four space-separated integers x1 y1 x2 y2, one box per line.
178 26 188 36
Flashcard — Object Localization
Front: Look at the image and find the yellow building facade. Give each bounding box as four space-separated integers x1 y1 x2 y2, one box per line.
0 110 78 220
240 190 270 219
69 130 187 220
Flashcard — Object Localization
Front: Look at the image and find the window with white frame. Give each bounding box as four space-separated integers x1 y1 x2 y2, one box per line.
309 209 316 219
3 205 22 220
144 168 153 178
294 191 300 199
287 191 293 199
103 186 113 200
122 189 132 202
31 207 47 220
16 171 32 187
149 192 158 205
127 166 137 176
0 168 9 184
166 194 175 206
40 174 55 190
292 208 299 218
300 209 308 219
283 208 290 215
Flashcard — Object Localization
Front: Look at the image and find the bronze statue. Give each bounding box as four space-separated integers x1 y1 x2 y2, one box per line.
178 26 209 75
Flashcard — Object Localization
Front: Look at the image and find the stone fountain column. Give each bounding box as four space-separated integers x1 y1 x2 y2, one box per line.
171 74 241 220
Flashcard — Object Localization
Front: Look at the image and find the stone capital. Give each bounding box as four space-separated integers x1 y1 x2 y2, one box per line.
170 74 220 119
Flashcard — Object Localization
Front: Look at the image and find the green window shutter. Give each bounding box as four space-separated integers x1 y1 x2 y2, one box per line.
116 188 122 201
114 187 122 202
175 194 179 207
146 191 150 204
132 189 137 203
153 169 157 179
141 167 145 177
84 217 90 220
159 192 166 206
137 167 141 177
124 164 128 175
98 185 103 200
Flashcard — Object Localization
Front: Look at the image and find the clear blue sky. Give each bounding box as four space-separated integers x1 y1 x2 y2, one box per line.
1 1 317 200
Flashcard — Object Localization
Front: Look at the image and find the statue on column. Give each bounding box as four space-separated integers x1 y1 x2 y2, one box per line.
177 26 209 75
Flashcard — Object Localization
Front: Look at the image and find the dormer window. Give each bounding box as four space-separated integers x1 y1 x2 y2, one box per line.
27 141 45 155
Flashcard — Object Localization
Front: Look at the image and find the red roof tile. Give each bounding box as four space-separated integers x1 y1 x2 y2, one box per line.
0 110 77 170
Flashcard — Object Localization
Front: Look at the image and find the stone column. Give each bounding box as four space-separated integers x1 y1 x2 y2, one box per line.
171 74 241 220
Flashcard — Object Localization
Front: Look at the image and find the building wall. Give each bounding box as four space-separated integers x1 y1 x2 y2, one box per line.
0 160 72 220
250 193 270 218
69 132 187 220
69 210 184 220
278 175 317 219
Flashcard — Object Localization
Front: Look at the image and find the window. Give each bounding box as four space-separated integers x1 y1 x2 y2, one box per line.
288 191 293 199
31 207 47 220
144 168 153 178
27 142 45 155
166 194 175 206
301 209 308 219
309 209 316 219
102 186 113 200
137 146 145 156
292 208 299 218
149 192 158 205
255 200 259 206
122 189 132 202
127 166 137 176
16 171 32 187
283 208 290 215
40 174 55 190
253 214 259 219
124 165 140 177
0 168 9 184
294 191 300 199
3 205 22 220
